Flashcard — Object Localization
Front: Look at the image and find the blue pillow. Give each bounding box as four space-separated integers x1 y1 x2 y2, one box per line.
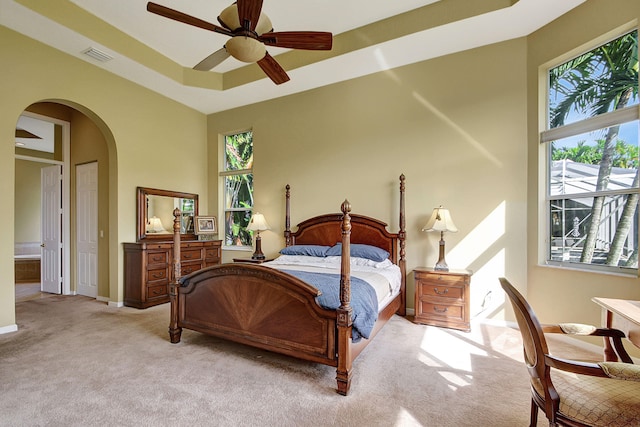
326 243 390 262
280 245 330 257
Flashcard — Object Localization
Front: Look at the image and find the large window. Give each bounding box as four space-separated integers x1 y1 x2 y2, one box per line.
221 130 253 247
543 30 639 273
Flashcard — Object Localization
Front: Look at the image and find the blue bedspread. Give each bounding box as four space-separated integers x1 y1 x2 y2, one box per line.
281 269 378 342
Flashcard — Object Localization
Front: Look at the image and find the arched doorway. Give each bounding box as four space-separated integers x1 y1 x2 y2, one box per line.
14 101 117 306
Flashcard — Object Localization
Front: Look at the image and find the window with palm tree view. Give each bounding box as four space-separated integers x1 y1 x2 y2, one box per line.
543 30 639 272
222 131 253 247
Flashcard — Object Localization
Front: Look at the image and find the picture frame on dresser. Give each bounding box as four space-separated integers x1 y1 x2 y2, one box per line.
195 216 217 235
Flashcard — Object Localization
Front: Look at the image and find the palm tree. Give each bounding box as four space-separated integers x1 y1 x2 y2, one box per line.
549 30 638 266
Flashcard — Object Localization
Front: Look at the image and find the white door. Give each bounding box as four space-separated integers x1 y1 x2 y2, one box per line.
76 162 98 298
41 165 62 294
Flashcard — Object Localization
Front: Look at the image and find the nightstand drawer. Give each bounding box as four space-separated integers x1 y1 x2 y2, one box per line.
415 271 467 286
419 283 464 300
418 301 464 322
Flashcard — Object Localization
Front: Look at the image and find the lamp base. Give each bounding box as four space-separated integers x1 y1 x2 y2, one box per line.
433 261 449 272
433 235 449 271
252 234 265 260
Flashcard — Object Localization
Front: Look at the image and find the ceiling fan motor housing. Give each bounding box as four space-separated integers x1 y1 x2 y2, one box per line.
226 37 266 62
219 4 272 35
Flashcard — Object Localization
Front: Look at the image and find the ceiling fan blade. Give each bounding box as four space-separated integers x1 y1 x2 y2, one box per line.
257 53 290 85
259 31 333 50
147 2 232 36
236 0 263 32
193 48 231 71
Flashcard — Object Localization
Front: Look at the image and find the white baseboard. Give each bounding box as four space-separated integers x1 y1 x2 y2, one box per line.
108 300 123 308
0 324 18 335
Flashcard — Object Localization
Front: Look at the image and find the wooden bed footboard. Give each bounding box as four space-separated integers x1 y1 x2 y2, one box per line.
173 263 339 364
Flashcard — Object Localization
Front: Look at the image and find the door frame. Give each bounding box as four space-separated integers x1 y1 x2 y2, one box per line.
15 111 71 295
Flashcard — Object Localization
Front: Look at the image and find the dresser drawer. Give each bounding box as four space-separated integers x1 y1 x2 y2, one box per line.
181 241 203 249
147 283 168 300
146 251 169 266
181 249 202 262
147 267 169 283
181 262 202 276
205 247 220 262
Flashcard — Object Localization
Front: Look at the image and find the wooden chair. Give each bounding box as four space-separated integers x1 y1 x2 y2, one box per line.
499 277 640 426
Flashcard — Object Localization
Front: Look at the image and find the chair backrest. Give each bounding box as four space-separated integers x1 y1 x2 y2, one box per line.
499 278 559 415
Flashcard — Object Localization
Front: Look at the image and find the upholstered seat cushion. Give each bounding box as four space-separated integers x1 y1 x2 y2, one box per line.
532 368 640 426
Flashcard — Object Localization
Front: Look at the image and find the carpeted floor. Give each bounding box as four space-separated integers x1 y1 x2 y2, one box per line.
0 294 601 426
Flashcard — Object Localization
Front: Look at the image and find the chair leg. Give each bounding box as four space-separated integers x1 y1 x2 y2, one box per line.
530 398 538 427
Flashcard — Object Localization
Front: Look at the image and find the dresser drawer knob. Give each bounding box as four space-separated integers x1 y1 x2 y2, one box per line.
433 306 448 313
433 287 448 295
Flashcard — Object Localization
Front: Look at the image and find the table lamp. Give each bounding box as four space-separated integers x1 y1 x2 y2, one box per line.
247 212 270 260
422 206 458 271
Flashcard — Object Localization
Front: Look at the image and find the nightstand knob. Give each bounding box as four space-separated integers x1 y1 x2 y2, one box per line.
433 306 448 313
433 287 448 295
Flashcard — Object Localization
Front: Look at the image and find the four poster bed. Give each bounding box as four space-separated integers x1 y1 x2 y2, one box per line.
168 175 406 395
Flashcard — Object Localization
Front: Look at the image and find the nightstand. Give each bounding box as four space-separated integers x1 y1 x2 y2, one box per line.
414 267 472 332
232 257 273 264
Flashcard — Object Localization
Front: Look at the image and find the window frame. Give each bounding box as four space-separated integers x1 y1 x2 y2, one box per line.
540 29 640 275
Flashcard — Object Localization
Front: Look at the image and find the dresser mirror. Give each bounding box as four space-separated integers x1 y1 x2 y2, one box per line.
137 187 198 241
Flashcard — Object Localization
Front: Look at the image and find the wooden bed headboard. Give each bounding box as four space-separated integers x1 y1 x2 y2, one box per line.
283 174 406 266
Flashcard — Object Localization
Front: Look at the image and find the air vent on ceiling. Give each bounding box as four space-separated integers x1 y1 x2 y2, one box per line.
82 47 113 62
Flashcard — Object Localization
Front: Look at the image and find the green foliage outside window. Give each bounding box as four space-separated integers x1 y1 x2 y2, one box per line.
223 131 254 247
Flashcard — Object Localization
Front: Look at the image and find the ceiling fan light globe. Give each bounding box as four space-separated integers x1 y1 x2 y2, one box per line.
219 5 272 35
226 37 266 62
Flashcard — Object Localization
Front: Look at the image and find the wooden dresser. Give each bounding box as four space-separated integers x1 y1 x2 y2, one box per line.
413 267 472 332
123 239 222 308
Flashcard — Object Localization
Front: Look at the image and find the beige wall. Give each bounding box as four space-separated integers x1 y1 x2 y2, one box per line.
0 25 207 330
14 159 44 243
209 38 529 320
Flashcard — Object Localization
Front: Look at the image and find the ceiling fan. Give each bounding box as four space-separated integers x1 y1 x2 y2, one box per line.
146 0 333 85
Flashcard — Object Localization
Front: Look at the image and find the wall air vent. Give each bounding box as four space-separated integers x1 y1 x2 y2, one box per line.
82 47 113 62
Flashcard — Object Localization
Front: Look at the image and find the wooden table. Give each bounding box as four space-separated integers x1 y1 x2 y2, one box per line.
592 297 640 361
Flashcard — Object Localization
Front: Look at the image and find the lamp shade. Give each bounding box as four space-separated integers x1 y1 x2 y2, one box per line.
147 216 166 233
247 213 271 232
422 206 458 233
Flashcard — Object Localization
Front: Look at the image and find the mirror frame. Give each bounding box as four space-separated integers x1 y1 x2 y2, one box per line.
137 187 199 241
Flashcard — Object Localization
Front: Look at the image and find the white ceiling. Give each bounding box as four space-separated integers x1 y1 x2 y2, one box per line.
1 0 585 114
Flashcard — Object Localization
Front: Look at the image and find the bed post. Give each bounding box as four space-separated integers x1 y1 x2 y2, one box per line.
169 208 183 344
398 174 407 316
336 200 353 396
284 184 292 247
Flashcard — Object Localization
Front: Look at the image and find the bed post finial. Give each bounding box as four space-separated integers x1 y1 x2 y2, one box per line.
398 174 407 316
169 208 183 343
284 184 292 247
